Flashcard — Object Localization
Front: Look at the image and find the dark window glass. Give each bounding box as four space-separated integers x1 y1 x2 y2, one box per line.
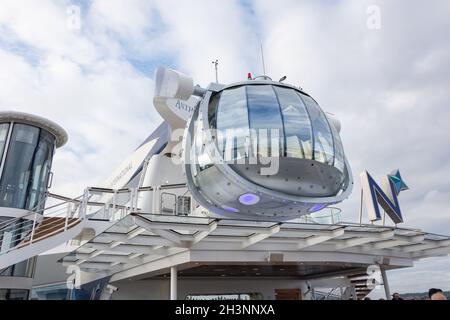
273 86 313 159
0 124 55 211
208 92 221 129
247 85 284 158
0 124 40 209
0 123 9 164
0 289 30 300
299 94 334 164
215 86 249 161
0 257 35 278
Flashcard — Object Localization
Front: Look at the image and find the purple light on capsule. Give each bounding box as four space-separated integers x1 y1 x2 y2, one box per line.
309 204 326 213
222 205 240 213
239 193 260 206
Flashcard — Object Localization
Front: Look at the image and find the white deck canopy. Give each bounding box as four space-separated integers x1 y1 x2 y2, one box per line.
62 213 450 284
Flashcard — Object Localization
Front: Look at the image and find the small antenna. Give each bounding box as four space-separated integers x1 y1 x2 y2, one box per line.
260 41 266 77
212 59 219 83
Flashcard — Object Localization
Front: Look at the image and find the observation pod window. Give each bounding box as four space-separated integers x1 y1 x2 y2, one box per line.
0 123 55 211
214 86 249 162
246 85 284 158
208 84 342 167
273 86 313 159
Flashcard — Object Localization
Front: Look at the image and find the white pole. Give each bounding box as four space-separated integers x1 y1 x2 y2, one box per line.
381 268 391 300
212 60 219 83
260 42 266 77
170 266 178 300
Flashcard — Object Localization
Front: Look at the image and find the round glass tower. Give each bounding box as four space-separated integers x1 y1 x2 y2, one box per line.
0 111 67 300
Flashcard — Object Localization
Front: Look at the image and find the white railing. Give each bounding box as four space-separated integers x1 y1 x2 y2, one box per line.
0 189 92 256
293 207 342 225
0 183 347 258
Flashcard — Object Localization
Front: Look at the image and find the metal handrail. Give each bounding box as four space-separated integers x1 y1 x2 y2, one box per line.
0 195 49 229
0 195 77 233
0 190 91 255
0 186 148 258
0 217 82 255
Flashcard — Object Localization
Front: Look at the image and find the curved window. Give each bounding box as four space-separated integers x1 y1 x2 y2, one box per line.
0 289 30 300
215 86 249 161
0 124 55 211
247 85 284 158
273 86 313 159
299 94 334 165
209 85 343 168
26 130 54 209
0 255 35 278
0 123 9 161
328 119 345 174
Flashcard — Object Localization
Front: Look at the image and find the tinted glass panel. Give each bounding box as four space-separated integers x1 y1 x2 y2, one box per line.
0 289 29 300
0 124 40 209
0 124 55 211
328 118 346 174
0 123 9 163
273 86 313 159
26 130 54 209
247 85 284 158
0 256 35 277
300 94 334 164
215 86 249 161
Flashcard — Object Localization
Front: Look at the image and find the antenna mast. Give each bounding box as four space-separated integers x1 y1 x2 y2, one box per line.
260 42 266 77
212 59 219 83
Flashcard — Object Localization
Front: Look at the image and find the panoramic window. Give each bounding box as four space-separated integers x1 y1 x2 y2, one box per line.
247 85 284 158
0 123 9 163
273 86 313 159
328 118 345 174
209 85 341 167
299 94 334 165
215 86 249 161
0 124 55 210
25 130 54 210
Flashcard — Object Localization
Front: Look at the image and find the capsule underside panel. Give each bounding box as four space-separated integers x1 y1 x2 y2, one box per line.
194 165 312 219
230 158 344 198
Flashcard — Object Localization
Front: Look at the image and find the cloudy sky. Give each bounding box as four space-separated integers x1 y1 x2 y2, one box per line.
1 0 449 296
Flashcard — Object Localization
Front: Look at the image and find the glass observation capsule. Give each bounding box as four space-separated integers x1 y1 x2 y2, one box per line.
184 80 352 220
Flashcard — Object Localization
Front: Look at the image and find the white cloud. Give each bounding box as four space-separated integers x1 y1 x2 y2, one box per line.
0 0 161 197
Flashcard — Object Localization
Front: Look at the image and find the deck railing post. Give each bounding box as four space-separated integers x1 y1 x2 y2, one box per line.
30 212 38 244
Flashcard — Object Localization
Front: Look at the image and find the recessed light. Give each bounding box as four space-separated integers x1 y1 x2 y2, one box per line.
239 193 260 206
